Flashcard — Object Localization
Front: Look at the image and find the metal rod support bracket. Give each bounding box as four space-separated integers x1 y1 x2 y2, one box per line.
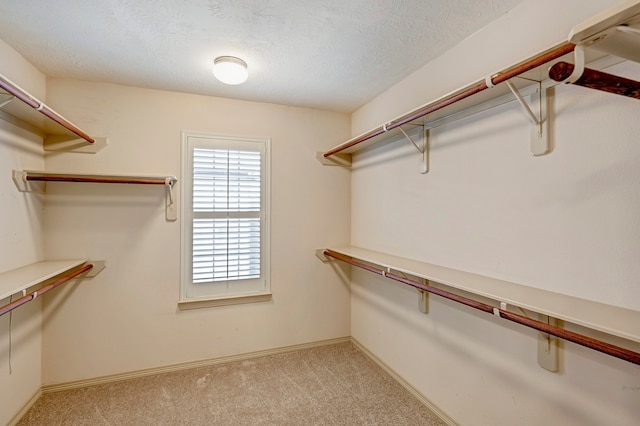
537 314 559 372
506 80 541 127
398 126 429 174
419 280 429 314
165 176 177 221
315 249 332 262
513 305 559 371
506 80 550 156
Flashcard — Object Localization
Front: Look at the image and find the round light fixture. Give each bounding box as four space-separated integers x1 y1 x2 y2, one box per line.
213 56 248 85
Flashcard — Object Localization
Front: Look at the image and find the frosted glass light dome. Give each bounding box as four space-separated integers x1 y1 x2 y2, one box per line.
213 56 248 85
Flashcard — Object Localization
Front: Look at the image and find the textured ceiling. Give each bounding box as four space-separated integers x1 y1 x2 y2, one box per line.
0 0 523 113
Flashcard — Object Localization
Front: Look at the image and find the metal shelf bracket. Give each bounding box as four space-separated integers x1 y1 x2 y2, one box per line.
398 126 429 174
514 304 559 372
537 314 560 372
419 282 429 314
506 80 550 156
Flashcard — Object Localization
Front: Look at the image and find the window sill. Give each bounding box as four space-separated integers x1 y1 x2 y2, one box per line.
178 292 272 310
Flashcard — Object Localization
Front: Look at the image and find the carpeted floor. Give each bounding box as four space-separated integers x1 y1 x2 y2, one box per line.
17 342 446 425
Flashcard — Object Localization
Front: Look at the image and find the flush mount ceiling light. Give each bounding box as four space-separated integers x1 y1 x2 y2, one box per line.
213 56 248 85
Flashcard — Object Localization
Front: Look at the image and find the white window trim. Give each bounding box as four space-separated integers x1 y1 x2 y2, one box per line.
179 131 271 309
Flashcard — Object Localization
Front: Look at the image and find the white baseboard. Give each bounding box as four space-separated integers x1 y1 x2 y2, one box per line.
42 336 352 394
8 388 41 426
351 337 458 426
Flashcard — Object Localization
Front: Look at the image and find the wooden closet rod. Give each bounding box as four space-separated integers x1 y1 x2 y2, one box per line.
25 174 175 185
323 249 640 366
0 263 93 317
324 42 576 158
0 74 95 144
548 62 640 99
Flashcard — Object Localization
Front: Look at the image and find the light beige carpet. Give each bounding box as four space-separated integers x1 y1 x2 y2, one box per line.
17 342 446 425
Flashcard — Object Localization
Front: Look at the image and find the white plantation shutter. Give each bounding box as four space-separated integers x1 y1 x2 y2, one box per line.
181 134 270 301
192 149 261 283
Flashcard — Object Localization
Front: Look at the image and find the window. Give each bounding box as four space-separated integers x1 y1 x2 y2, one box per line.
180 132 270 308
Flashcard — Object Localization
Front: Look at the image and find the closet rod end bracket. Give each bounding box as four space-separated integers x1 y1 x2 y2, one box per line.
12 170 45 193
316 152 352 167
84 260 106 278
165 176 178 221
315 249 333 262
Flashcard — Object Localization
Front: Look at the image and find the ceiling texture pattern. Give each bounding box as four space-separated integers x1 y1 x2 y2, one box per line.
0 0 523 112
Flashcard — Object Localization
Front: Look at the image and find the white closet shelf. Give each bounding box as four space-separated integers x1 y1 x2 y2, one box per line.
321 2 640 164
0 260 98 301
0 73 106 153
321 43 613 161
12 170 179 221
322 246 640 344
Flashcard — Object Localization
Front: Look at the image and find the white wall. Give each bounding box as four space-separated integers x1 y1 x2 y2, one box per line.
350 0 640 425
0 39 46 425
40 79 352 385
